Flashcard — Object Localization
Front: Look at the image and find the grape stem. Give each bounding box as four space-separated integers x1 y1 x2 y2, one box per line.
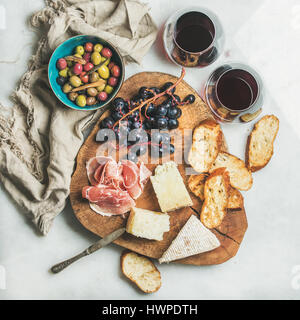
112 68 186 129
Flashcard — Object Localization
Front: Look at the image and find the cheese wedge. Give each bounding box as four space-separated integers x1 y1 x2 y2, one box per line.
159 215 220 263
150 161 193 212
126 207 170 241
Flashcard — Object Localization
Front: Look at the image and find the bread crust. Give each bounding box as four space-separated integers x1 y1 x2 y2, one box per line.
121 251 161 293
188 119 223 173
246 115 279 172
188 173 208 201
227 188 244 211
200 168 230 229
210 151 253 191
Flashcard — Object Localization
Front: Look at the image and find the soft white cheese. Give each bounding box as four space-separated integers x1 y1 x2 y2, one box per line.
159 215 220 263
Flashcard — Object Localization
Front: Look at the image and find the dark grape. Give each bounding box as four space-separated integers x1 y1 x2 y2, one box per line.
155 117 168 130
100 116 114 129
151 131 171 144
168 118 179 129
161 99 172 109
141 103 155 117
159 143 175 156
144 116 156 129
170 95 181 107
138 86 152 99
161 82 175 94
127 109 139 122
167 106 181 119
131 120 143 130
176 107 182 119
155 105 168 117
111 111 123 121
183 94 195 104
149 87 161 94
112 97 127 113
56 76 67 86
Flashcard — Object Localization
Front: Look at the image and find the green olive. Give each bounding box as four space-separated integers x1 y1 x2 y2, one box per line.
76 95 87 107
87 88 98 97
94 43 103 52
104 85 114 94
68 92 78 102
98 65 110 79
75 46 85 56
91 52 101 65
96 82 106 92
86 96 97 106
89 72 100 83
69 75 81 87
59 68 69 77
62 83 72 93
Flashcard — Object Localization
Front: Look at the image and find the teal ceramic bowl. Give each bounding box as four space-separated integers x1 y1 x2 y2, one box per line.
48 35 124 111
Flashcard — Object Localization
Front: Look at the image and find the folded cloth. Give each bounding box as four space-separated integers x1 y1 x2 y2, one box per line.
0 0 157 235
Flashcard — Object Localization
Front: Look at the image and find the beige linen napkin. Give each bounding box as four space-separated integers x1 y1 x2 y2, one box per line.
0 0 157 235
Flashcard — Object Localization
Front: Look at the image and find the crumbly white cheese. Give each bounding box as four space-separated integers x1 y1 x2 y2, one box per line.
159 215 220 263
150 161 193 212
126 207 170 241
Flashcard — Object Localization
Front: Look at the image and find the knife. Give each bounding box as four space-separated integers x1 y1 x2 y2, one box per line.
51 227 126 274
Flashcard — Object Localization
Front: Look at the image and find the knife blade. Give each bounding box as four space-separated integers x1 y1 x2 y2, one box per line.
51 227 126 274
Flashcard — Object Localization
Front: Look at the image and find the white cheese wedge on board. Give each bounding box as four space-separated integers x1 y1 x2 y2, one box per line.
150 161 193 212
159 215 220 263
126 207 170 241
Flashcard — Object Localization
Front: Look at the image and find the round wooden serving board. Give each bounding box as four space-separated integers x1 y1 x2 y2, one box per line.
70 72 248 266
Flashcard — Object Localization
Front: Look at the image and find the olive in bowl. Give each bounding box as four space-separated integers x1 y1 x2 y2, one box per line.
48 35 124 111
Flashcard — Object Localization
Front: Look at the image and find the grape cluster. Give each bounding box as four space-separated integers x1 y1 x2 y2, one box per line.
96 82 195 162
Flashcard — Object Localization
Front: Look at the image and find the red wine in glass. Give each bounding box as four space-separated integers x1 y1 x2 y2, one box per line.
216 69 258 111
163 8 224 68
204 64 263 123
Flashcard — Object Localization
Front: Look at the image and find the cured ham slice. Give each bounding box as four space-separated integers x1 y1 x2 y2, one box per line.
82 185 135 215
121 160 142 199
86 156 111 186
83 157 152 216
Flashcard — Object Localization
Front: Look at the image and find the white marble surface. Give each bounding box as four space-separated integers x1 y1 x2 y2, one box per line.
0 0 299 300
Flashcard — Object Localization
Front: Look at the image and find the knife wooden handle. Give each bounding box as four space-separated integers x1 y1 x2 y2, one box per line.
51 251 88 274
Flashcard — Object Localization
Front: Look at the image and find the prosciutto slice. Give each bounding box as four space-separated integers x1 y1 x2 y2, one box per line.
82 186 135 215
83 157 152 216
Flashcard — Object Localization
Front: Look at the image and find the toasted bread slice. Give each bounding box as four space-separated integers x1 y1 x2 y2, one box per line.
210 152 253 191
188 120 222 173
200 168 230 229
227 188 244 211
246 115 279 172
188 173 208 201
121 251 161 293
189 173 244 211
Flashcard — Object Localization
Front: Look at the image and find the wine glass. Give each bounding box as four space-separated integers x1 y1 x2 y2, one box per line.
203 62 264 123
163 7 225 68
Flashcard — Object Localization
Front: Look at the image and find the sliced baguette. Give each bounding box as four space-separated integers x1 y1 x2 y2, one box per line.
246 115 279 172
227 188 244 211
121 251 161 293
200 168 230 229
188 173 208 201
210 152 253 191
189 173 244 210
188 120 222 173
